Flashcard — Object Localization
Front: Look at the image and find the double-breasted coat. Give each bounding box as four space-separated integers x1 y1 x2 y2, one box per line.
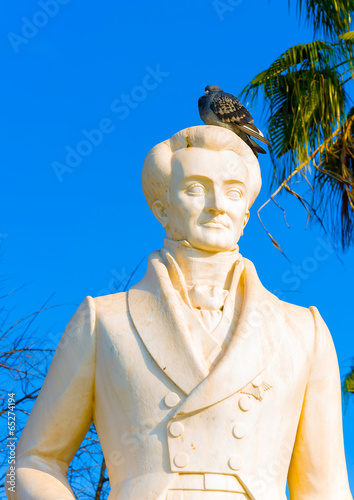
7 252 352 499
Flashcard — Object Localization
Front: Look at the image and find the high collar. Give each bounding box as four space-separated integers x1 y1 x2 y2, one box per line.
163 239 240 290
128 251 286 403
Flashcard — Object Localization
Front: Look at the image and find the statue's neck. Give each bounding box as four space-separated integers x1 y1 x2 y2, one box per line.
163 239 240 290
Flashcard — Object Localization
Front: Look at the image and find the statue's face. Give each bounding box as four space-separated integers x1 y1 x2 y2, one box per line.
155 148 250 253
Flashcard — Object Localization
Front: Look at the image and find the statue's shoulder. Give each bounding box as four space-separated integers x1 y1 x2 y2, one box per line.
277 293 320 356
243 257 316 335
281 299 315 329
93 291 129 317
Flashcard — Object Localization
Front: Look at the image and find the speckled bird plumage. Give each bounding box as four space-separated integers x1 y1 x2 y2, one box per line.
198 84 271 157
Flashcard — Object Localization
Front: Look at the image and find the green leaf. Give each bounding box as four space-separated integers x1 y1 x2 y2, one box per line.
293 0 354 38
339 30 354 40
314 108 354 249
244 2 354 250
242 41 348 185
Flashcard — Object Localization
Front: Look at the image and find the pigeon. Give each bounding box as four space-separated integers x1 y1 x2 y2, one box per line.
198 84 271 157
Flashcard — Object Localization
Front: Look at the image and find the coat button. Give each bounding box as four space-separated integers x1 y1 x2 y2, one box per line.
169 422 184 437
228 456 243 471
239 395 252 412
164 392 181 408
233 424 247 439
252 375 262 388
174 453 189 468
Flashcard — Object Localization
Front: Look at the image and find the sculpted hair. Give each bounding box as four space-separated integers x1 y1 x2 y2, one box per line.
142 125 262 210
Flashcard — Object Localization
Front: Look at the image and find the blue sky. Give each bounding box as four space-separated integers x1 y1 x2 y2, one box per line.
1 0 354 494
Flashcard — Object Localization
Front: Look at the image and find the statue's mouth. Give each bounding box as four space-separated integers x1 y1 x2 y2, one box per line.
201 219 228 229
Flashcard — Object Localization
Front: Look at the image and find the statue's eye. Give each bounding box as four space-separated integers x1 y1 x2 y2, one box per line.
226 189 242 200
186 184 205 196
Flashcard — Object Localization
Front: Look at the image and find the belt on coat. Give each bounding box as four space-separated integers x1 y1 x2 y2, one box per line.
167 492 249 500
167 473 249 499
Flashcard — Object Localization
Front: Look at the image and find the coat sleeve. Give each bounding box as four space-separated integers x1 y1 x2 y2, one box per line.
288 306 352 499
6 296 96 500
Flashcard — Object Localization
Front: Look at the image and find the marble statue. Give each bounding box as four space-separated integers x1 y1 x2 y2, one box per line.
7 125 352 499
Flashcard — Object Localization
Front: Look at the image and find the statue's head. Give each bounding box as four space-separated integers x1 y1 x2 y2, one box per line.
142 125 262 253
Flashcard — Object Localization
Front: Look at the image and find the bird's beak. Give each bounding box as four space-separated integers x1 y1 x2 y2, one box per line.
205 90 209 94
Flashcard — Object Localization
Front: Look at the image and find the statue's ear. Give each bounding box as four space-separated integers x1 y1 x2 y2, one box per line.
152 200 169 229
244 210 250 227
241 210 250 236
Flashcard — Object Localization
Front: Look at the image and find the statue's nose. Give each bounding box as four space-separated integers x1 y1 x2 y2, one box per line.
205 190 226 215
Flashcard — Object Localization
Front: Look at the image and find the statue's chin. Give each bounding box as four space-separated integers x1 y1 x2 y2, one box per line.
188 227 241 254
185 239 239 254
166 228 240 253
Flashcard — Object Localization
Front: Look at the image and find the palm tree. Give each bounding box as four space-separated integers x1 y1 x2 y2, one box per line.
242 0 354 251
243 1 354 399
344 362 354 400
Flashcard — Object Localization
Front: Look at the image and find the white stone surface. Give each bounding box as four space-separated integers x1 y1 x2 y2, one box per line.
7 126 352 499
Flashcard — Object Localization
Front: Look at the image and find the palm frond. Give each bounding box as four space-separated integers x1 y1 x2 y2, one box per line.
242 41 348 187
293 0 354 38
343 363 354 407
244 41 336 96
339 30 354 40
244 4 354 252
313 109 354 248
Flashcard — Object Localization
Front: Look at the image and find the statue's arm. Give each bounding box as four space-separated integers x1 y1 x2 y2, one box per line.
287 306 352 499
6 296 96 500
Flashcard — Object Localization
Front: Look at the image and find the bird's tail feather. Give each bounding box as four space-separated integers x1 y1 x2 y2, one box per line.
249 138 267 155
237 122 271 146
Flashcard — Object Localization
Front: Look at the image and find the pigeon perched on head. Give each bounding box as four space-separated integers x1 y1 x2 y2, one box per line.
198 84 271 157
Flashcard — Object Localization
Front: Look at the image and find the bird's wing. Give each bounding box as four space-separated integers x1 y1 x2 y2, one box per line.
210 92 271 147
210 92 254 125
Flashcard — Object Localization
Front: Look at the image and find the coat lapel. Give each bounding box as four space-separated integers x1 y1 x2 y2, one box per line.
128 251 210 395
128 252 286 411
176 258 286 415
